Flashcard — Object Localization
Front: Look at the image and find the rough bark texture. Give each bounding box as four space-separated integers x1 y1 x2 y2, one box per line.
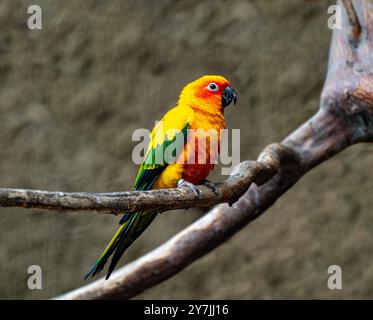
0 157 278 214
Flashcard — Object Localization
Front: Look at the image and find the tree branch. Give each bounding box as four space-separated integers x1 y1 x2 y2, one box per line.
0 154 279 214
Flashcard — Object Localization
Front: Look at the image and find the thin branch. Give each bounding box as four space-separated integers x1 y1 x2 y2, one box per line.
0 156 278 214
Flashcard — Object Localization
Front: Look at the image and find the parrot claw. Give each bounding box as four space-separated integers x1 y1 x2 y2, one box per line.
177 179 200 197
202 179 220 197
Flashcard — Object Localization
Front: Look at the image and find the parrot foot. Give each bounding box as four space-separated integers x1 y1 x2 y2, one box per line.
202 179 220 197
177 179 200 197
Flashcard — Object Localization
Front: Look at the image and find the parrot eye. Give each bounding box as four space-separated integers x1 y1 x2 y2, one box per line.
206 82 219 92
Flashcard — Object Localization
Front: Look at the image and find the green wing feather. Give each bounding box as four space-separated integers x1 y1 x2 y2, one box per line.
133 125 189 190
85 106 193 279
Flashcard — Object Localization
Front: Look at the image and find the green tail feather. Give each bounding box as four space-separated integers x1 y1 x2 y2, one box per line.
85 212 157 280
105 212 157 279
84 222 127 279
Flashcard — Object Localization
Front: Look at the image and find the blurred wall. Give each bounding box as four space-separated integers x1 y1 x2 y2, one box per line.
1 0 373 299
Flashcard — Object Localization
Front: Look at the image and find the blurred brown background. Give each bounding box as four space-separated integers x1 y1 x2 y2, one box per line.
1 0 373 299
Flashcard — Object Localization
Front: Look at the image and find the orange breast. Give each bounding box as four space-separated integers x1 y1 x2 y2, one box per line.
179 108 226 184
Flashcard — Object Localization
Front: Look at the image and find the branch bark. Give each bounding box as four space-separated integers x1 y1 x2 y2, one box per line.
0 157 278 214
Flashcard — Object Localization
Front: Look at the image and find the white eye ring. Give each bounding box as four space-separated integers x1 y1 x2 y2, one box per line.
206 82 219 92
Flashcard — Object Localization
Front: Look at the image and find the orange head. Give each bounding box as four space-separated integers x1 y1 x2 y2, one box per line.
178 75 238 113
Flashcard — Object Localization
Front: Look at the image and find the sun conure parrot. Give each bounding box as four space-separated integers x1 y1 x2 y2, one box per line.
85 75 238 280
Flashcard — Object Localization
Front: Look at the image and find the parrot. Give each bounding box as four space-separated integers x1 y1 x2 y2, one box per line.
85 75 238 280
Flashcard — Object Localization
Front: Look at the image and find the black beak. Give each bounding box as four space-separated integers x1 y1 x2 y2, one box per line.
222 86 238 108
